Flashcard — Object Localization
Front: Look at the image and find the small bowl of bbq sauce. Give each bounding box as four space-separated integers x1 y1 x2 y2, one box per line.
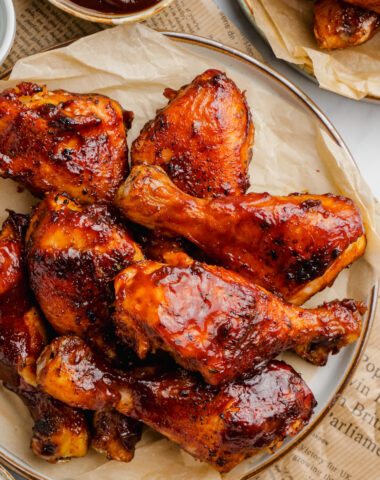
47 0 175 24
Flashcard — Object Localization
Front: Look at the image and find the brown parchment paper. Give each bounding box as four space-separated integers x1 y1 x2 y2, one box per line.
243 0 380 100
0 0 261 76
0 23 379 480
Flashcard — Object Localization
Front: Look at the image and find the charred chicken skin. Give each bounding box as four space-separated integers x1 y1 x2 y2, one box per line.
314 0 380 50
114 252 363 385
115 165 366 305
26 193 144 336
0 212 90 462
92 409 142 462
37 336 315 473
0 82 133 204
131 69 254 198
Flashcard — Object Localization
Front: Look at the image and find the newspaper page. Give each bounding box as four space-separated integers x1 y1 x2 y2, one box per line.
1 0 261 75
256 296 380 480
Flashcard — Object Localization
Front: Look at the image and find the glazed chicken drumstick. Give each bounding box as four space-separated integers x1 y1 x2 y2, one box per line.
0 212 90 462
0 82 133 204
314 0 380 50
132 69 255 260
37 336 315 473
115 165 366 305
114 251 363 386
25 194 144 460
131 69 254 198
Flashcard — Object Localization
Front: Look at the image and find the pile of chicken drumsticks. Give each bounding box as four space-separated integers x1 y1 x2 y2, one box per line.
314 0 380 50
0 70 367 472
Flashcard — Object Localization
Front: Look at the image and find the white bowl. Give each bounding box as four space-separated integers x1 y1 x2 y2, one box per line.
0 0 15 66
47 0 175 24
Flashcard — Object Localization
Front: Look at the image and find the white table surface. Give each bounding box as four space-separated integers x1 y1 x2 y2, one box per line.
5 1 380 479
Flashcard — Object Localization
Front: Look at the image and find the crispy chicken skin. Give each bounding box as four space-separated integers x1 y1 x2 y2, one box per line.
115 165 366 305
26 193 144 336
314 0 380 50
114 252 363 385
0 82 133 204
0 212 90 462
345 0 380 13
37 336 315 473
131 69 254 198
92 409 142 462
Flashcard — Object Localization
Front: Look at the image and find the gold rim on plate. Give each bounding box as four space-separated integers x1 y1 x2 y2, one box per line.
0 464 15 480
0 31 378 480
237 0 380 104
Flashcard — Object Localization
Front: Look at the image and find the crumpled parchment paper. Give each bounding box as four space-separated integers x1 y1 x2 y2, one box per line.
243 0 380 100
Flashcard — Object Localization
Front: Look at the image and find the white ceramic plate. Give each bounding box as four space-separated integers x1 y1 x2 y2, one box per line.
0 32 377 480
0 0 15 66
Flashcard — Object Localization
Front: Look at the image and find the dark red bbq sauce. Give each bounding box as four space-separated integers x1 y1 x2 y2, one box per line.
68 0 161 15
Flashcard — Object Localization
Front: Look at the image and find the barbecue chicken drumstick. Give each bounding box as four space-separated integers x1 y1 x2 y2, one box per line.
25 196 144 461
26 193 143 336
0 211 141 462
314 0 380 50
0 212 90 462
37 336 315 473
131 69 254 198
0 82 132 204
115 165 366 305
114 252 363 385
132 69 254 257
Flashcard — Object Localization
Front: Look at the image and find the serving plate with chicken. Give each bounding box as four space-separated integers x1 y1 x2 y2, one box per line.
0 29 377 480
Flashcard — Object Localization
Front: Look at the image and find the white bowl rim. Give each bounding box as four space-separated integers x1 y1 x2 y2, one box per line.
0 0 16 67
47 0 175 24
